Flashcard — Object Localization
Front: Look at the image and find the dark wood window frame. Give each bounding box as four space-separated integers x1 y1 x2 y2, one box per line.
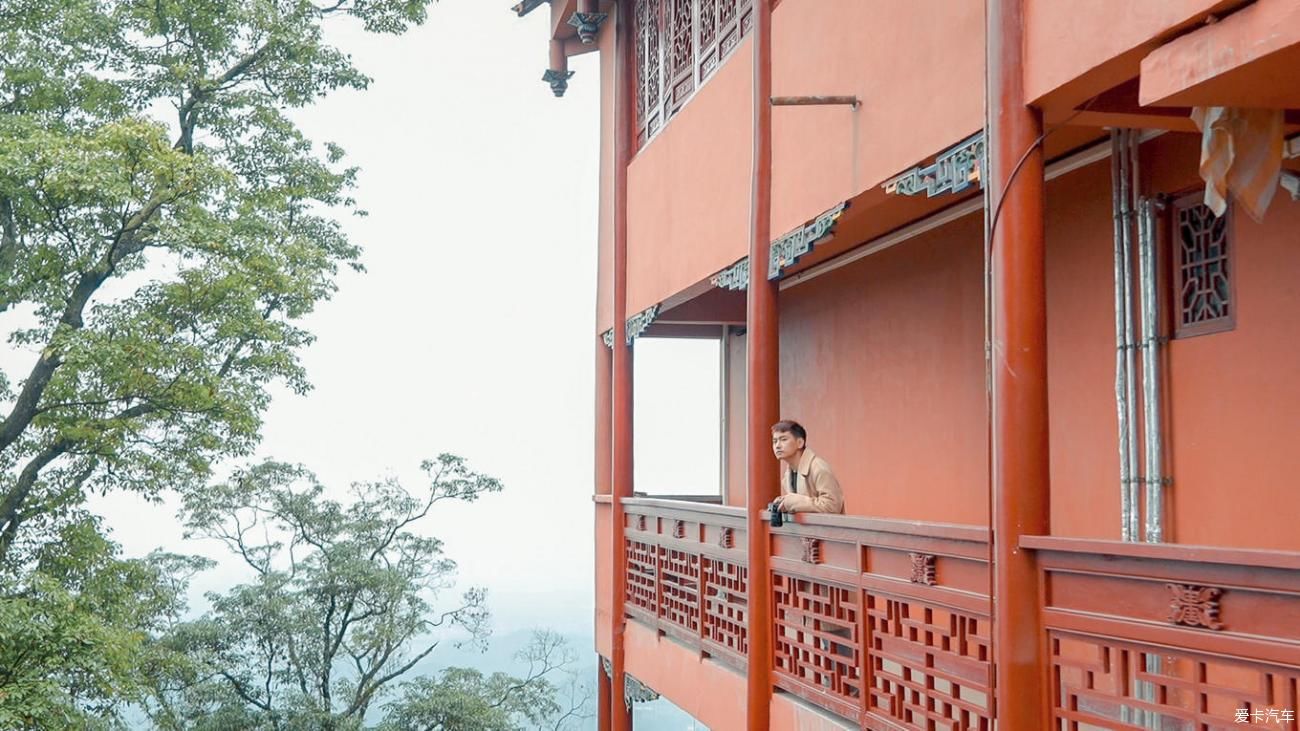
1169 190 1236 339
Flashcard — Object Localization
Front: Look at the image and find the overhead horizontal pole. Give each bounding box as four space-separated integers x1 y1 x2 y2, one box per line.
771 95 860 108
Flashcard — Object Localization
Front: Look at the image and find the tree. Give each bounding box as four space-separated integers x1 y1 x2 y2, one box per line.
143 456 587 731
0 518 210 728
1 0 433 723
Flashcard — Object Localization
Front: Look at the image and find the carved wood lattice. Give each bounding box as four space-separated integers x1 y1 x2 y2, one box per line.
633 0 752 147
867 596 993 730
703 556 748 656
659 546 701 632
773 574 862 720
1051 631 1300 730
625 539 657 614
1173 192 1233 338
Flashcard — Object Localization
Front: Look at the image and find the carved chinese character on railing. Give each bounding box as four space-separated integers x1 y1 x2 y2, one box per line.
634 0 753 148
908 552 936 586
1165 583 1225 630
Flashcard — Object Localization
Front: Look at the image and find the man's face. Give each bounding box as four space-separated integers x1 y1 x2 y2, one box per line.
771 431 804 461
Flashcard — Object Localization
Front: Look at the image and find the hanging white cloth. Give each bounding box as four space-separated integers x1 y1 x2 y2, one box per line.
1191 106 1284 222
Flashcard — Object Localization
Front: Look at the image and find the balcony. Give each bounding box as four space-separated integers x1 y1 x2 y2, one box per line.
602 500 1300 729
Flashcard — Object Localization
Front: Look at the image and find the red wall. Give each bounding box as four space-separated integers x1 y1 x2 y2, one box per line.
771 0 985 238
1043 152 1125 540
1045 133 1300 551
778 213 988 525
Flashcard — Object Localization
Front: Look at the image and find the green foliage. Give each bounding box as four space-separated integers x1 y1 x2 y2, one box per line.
0 518 210 728
1 0 438 724
142 457 585 730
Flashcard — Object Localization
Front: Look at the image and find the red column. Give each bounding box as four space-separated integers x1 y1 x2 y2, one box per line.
987 0 1049 727
745 0 777 728
610 3 634 730
598 659 612 731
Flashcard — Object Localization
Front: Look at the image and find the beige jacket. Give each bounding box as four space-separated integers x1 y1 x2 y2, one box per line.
778 449 844 514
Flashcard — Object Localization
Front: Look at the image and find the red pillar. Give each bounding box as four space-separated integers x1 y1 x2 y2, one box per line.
610 3 634 730
745 0 777 727
598 659 612 731
987 0 1049 727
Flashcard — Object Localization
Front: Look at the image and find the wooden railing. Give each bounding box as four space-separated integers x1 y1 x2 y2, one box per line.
768 512 993 729
622 498 749 670
1024 537 1300 730
614 503 1300 729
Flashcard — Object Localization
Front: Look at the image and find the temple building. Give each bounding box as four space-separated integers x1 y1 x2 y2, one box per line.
515 0 1300 728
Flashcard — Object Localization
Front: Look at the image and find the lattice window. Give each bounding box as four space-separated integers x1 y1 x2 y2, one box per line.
1172 193 1234 338
773 574 862 719
659 546 700 632
1050 631 1300 730
634 0 664 147
702 557 748 656
633 0 753 149
867 595 993 730
626 539 658 613
666 0 694 114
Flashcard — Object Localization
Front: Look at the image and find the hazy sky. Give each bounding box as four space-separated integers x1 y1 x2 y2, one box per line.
83 1 723 641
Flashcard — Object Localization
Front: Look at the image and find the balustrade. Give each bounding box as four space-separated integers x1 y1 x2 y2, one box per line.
611 503 1300 729
623 498 750 670
633 0 754 147
1025 537 1300 730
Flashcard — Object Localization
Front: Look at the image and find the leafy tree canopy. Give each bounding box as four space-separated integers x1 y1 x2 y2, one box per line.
0 0 453 725
142 456 586 731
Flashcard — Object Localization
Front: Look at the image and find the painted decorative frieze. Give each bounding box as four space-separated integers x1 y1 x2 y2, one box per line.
883 131 985 198
768 201 849 280
624 304 659 344
624 673 660 707
710 257 749 291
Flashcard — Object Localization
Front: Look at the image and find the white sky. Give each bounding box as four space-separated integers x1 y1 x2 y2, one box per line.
77 1 722 640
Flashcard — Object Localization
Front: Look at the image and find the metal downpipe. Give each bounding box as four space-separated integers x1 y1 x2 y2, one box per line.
1125 132 1142 541
1111 130 1137 542
1138 196 1166 543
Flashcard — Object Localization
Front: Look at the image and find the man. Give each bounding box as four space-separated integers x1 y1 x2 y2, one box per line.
771 420 844 514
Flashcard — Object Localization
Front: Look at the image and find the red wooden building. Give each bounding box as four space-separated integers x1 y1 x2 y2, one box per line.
517 0 1300 728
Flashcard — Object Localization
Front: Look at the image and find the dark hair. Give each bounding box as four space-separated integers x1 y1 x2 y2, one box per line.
770 420 807 442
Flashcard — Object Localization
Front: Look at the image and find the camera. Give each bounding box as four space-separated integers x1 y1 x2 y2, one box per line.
767 500 784 528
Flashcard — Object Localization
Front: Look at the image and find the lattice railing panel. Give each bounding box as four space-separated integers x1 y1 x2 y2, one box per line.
626 539 657 614
621 502 748 668
633 0 752 147
659 546 700 632
773 573 862 718
1051 632 1300 731
703 556 748 656
867 595 993 730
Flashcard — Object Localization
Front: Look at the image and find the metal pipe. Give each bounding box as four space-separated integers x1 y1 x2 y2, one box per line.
987 0 1050 724
609 3 634 729
770 95 860 108
1139 196 1165 543
1111 130 1136 543
1120 129 1141 542
744 0 777 724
